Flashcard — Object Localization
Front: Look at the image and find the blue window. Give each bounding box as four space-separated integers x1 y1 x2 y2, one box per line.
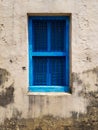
28 16 70 92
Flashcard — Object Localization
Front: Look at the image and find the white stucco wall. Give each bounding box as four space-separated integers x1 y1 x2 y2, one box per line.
0 0 98 122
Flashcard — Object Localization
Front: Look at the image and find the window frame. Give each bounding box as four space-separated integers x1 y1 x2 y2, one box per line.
28 16 70 92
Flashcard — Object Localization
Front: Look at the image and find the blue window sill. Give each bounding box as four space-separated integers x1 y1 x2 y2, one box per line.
29 86 70 92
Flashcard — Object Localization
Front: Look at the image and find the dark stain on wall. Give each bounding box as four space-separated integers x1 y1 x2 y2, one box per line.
12 108 22 119
22 66 26 70
71 91 98 130
29 95 45 116
9 59 13 63
72 72 83 85
82 66 98 76
0 68 9 85
0 68 14 107
0 67 98 129
0 91 98 130
35 126 42 130
71 72 83 93
0 83 14 107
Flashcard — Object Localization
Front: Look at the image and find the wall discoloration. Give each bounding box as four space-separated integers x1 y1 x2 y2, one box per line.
0 83 14 107
72 66 98 92
72 72 83 85
0 90 98 130
0 0 98 129
0 24 7 44
0 68 9 85
12 108 22 119
0 68 14 107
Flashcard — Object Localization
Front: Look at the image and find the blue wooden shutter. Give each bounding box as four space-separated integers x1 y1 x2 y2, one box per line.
28 16 70 92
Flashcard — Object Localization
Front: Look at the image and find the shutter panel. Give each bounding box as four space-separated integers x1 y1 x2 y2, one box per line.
33 57 47 85
51 20 65 51
50 57 65 86
33 20 47 51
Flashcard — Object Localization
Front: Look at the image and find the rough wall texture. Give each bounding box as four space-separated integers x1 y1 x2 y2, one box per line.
0 0 98 129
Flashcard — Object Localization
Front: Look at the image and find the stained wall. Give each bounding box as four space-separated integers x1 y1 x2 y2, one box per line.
0 0 98 129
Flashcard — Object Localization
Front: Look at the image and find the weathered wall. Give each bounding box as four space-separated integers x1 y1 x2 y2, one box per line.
0 0 98 129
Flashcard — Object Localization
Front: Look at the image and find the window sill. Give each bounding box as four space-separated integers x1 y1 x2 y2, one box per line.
27 92 71 96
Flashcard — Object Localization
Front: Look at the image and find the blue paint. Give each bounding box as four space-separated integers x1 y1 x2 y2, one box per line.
28 17 33 86
47 22 51 51
65 17 70 86
29 86 70 92
28 16 70 92
31 52 66 56
47 58 50 86
29 16 69 20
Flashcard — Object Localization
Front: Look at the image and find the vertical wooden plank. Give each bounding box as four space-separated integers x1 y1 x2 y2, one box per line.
28 17 33 87
47 58 49 86
65 17 70 88
64 20 66 87
47 21 51 51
